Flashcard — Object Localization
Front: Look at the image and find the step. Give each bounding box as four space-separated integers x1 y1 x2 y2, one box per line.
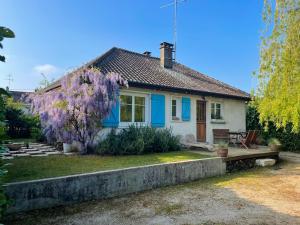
0 152 12 156
46 151 62 155
12 153 30 157
255 158 276 167
26 151 44 155
40 147 56 151
41 151 56 154
29 146 47 149
35 145 51 148
2 156 14 160
188 143 215 152
64 152 76 156
31 154 48 157
21 148 39 151
9 150 25 154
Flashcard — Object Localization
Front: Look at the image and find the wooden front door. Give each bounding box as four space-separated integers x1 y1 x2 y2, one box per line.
196 100 206 142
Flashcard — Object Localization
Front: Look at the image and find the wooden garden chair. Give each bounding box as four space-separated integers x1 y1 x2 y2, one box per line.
240 130 258 149
251 130 258 146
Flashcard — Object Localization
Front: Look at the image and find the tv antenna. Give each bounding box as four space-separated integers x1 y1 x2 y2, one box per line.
160 0 187 61
6 74 13 89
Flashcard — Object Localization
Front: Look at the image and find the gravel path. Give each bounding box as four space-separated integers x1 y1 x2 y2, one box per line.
6 160 300 225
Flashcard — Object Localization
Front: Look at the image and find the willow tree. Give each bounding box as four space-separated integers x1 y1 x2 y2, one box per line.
256 0 300 132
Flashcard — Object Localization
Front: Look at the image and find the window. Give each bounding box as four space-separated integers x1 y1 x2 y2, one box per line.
211 103 222 120
120 95 133 122
134 96 145 122
120 94 146 123
172 99 177 117
171 97 181 120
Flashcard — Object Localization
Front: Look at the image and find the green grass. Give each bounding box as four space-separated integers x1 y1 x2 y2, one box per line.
4 151 209 183
155 203 184 215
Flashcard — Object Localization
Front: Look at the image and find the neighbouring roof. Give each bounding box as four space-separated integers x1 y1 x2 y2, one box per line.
9 90 31 103
44 47 250 100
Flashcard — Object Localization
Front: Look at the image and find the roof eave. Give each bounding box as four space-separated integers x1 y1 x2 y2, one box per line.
40 80 251 101
127 81 251 101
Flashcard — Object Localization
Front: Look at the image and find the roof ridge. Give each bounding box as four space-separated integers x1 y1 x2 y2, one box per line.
114 47 160 60
86 47 118 67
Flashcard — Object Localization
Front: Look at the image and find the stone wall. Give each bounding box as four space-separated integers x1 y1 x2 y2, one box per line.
5 157 226 213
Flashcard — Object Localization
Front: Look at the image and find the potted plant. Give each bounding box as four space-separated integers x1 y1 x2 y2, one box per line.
6 143 22 151
63 142 72 153
268 138 281 151
215 141 229 157
62 130 72 153
256 135 266 145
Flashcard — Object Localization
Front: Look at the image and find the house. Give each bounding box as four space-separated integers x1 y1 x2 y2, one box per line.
45 42 250 144
9 90 32 114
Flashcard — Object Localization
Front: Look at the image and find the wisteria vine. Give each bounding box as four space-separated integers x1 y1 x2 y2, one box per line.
28 67 127 153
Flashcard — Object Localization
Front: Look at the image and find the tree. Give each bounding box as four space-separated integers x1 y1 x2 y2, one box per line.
29 68 127 153
256 0 300 132
0 26 15 62
0 88 10 122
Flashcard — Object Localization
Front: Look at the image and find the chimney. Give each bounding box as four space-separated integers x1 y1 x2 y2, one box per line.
143 51 151 57
160 42 174 68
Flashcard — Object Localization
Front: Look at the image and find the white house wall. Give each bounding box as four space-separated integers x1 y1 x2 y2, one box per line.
98 87 247 145
164 93 197 141
205 97 247 144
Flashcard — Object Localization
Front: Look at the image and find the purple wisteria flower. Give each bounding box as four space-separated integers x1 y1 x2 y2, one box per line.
28 67 128 153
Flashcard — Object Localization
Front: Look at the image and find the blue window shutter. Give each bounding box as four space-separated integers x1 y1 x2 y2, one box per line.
151 94 165 127
182 97 191 121
102 99 119 127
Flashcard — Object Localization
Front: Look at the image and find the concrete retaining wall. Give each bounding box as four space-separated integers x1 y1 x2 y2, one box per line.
5 157 225 213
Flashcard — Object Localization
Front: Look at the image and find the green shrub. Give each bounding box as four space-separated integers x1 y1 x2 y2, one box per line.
268 138 281 146
140 126 156 153
118 125 145 154
97 129 120 155
216 141 229 148
0 123 7 143
97 125 181 155
5 107 41 139
246 103 300 152
0 148 9 222
31 127 45 142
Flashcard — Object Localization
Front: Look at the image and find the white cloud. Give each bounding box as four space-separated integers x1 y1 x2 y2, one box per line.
33 64 58 75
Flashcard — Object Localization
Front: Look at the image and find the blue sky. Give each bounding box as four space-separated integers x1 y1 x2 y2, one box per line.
0 0 263 92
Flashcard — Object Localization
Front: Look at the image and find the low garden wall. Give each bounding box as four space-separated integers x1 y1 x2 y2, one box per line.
5 157 225 213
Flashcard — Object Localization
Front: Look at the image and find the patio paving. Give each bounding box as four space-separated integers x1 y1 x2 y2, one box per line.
1 142 62 159
190 145 276 158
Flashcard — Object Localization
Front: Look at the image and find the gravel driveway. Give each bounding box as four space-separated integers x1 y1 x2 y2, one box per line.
6 159 300 225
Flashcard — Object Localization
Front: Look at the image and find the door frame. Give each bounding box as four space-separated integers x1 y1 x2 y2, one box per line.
196 100 206 142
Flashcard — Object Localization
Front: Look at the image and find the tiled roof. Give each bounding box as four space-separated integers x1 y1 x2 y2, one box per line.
9 90 31 103
45 47 250 100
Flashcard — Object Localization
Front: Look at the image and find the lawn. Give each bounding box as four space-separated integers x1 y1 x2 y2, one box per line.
4 151 209 183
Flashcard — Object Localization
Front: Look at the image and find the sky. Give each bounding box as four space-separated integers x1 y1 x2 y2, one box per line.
0 0 264 92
